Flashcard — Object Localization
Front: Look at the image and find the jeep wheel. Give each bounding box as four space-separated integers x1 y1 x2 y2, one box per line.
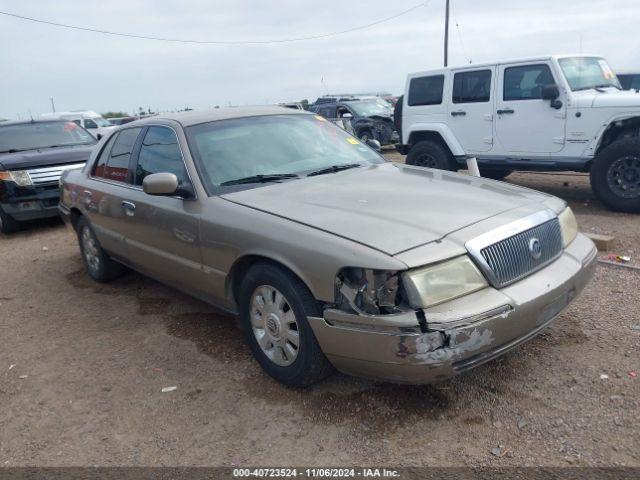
480 167 513 181
406 140 456 171
0 206 20 234
238 262 334 387
591 139 640 213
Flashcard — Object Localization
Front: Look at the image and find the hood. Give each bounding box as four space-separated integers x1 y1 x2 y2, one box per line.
578 89 640 108
0 144 96 170
221 162 550 256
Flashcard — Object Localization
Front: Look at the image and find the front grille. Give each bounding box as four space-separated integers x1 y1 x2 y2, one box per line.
480 218 563 288
25 163 85 185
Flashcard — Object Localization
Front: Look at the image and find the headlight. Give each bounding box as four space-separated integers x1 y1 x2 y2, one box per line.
558 206 578 247
402 256 487 308
335 268 400 315
0 170 32 186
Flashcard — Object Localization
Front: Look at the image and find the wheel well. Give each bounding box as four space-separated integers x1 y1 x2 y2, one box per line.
70 207 82 231
408 131 454 158
227 255 317 306
596 117 640 155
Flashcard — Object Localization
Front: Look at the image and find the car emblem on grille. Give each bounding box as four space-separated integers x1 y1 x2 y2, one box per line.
529 237 542 260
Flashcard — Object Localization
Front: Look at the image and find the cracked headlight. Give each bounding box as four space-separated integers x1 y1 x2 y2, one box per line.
335 268 400 315
402 256 487 308
558 206 578 248
0 170 32 186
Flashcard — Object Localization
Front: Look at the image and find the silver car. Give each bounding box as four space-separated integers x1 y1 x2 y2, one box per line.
59 107 596 386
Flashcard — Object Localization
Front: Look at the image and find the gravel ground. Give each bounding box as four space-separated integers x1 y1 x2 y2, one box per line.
0 156 638 467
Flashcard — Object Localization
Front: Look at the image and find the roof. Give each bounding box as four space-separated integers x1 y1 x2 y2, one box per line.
408 53 605 76
0 119 69 127
136 106 311 127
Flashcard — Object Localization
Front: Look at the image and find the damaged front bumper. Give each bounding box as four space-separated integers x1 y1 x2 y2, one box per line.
308 233 597 384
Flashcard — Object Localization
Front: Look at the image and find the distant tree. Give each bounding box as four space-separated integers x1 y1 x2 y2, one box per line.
101 111 129 119
300 99 309 109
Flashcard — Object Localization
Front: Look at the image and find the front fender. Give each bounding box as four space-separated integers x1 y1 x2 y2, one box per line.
405 123 465 157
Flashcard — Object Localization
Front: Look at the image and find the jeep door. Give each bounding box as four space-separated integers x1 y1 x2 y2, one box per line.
117 124 207 295
448 67 495 153
495 62 566 154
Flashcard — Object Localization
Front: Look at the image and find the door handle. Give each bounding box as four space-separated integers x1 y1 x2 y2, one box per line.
121 201 136 216
450 110 466 116
497 108 515 115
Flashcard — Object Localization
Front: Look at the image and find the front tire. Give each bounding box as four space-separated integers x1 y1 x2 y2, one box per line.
406 140 456 171
0 207 20 234
238 262 333 387
591 139 640 213
358 129 374 143
76 216 126 282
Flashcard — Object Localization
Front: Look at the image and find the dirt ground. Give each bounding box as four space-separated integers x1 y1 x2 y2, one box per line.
0 155 638 467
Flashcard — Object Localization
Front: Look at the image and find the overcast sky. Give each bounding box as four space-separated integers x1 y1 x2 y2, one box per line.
1 0 638 119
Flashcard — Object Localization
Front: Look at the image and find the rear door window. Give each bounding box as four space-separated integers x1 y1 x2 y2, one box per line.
134 127 188 186
408 75 444 106
92 134 117 178
102 127 142 183
452 70 492 103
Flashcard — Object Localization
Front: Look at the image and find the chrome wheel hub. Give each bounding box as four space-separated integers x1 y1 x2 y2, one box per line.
250 285 300 367
607 155 640 199
81 227 100 272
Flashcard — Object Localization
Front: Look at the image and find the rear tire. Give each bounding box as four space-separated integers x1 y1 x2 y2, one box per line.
238 262 334 387
590 139 640 213
0 207 20 234
480 167 513 181
406 140 456 171
76 216 126 282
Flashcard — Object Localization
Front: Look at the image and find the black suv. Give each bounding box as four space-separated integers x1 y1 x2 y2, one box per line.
0 120 96 233
310 100 399 145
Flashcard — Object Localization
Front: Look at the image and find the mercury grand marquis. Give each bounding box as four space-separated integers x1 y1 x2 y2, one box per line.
59 107 597 386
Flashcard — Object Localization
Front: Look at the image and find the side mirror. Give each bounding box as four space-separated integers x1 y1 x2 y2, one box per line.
341 112 353 119
541 84 560 100
366 139 382 152
541 84 562 109
143 172 179 196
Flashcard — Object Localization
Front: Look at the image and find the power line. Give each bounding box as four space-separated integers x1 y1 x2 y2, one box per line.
0 2 429 45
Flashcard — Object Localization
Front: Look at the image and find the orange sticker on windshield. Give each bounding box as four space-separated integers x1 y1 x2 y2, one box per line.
314 115 326 122
346 138 360 145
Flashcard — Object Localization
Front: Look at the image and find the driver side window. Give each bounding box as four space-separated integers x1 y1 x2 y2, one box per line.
84 119 98 129
134 127 188 186
504 64 554 101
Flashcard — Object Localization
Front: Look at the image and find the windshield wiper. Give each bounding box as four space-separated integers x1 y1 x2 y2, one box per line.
306 163 362 177
220 173 299 186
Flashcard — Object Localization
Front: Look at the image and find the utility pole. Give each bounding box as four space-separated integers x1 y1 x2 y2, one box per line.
49 97 56 113
444 0 450 67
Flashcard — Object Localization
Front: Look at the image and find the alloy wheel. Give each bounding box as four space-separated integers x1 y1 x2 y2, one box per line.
607 155 640 199
415 152 439 168
250 285 300 367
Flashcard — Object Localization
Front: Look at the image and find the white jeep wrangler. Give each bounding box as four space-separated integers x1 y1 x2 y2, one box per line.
397 55 640 213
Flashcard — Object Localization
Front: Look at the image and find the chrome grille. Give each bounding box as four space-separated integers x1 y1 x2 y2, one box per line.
479 218 563 288
25 163 85 185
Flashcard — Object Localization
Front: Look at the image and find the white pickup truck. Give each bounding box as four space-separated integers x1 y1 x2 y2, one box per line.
397 55 640 213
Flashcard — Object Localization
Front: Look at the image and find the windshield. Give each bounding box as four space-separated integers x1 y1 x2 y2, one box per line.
558 57 622 91
92 117 112 127
0 121 96 153
186 114 384 189
346 101 392 117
